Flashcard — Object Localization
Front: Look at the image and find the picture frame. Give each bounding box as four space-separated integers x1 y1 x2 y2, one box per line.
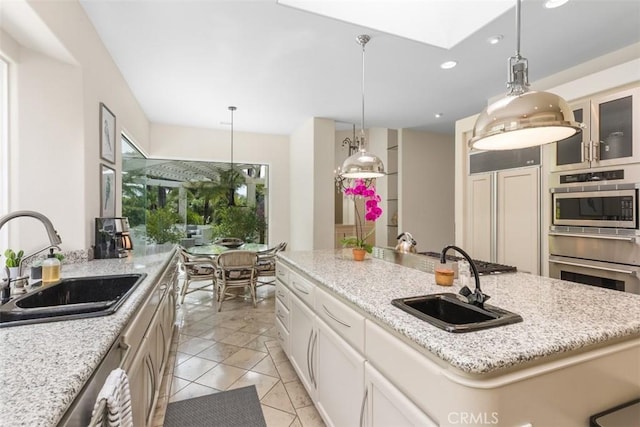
100 102 116 163
100 164 116 218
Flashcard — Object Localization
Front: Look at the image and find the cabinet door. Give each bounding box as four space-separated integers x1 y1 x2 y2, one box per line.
128 337 156 427
289 293 316 399
553 101 590 171
364 363 436 427
466 173 493 262
593 87 640 166
497 167 540 274
315 318 365 427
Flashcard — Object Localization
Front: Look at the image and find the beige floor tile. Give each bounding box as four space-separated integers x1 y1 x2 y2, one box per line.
262 325 279 338
177 336 215 355
222 348 267 370
169 377 191 396
283 380 313 409
196 342 242 362
274 359 299 383
245 335 277 352
173 356 218 381
289 417 302 427
227 370 279 399
169 382 219 403
219 330 260 347
261 404 297 427
180 320 214 337
251 355 279 378
219 318 251 331
194 363 247 390
267 343 289 364
197 325 236 341
175 351 192 366
239 321 273 335
261 381 296 414
296 405 326 427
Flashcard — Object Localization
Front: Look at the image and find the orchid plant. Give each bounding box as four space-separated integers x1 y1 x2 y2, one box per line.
338 178 382 253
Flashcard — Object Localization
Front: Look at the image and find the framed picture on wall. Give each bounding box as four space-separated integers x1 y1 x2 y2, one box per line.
100 102 116 163
100 164 116 218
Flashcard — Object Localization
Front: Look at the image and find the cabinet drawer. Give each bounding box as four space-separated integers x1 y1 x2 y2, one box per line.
289 270 315 307
275 316 290 356
275 261 290 285
275 280 290 308
275 298 290 332
316 287 365 354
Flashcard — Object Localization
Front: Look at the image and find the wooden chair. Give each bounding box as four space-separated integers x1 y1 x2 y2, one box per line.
213 250 258 312
256 242 287 287
177 246 216 304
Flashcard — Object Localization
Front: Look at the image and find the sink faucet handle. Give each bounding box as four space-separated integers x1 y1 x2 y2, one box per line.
459 286 472 298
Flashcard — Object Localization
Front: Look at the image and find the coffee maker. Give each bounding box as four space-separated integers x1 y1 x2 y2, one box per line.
94 217 133 259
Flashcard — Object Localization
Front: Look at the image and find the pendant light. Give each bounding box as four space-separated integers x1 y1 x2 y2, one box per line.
469 0 582 151
340 35 385 178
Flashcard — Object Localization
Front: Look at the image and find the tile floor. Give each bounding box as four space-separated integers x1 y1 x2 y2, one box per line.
152 279 327 427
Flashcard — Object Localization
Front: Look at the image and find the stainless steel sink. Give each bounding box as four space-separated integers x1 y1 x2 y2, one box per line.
391 293 522 333
0 273 146 327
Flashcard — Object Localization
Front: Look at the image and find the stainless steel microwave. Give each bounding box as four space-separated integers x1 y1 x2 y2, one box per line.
552 188 637 229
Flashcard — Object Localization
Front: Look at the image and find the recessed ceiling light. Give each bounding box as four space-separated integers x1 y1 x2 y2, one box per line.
440 61 457 70
435 113 443 118
544 0 569 9
487 35 503 45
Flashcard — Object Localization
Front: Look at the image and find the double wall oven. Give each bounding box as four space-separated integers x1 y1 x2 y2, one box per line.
549 167 640 294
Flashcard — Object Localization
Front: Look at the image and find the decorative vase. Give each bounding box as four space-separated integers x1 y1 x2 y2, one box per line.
352 248 367 261
8 267 19 279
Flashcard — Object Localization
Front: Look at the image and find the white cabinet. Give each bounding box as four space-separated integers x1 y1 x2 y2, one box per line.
552 86 640 171
289 292 317 399
315 317 365 427
467 166 540 274
363 362 436 427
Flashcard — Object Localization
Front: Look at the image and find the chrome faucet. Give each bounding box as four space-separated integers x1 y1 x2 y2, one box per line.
439 245 490 307
0 210 63 277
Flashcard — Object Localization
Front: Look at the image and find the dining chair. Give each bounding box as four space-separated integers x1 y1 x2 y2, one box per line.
256 242 287 287
213 250 258 312
177 246 216 304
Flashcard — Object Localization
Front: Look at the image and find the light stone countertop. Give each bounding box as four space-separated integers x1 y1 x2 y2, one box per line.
278 249 640 375
0 246 176 427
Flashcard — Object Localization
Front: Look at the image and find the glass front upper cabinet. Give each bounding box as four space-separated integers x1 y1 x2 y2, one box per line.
552 86 639 171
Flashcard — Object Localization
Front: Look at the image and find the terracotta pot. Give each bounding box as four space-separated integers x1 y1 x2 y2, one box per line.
352 248 367 261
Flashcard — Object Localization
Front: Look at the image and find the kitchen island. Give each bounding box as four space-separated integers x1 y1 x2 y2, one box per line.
0 246 177 427
276 249 640 427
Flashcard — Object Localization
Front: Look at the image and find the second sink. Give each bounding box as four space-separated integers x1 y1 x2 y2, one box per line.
391 293 522 333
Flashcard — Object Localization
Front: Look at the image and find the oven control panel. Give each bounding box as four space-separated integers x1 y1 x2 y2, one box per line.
560 169 624 184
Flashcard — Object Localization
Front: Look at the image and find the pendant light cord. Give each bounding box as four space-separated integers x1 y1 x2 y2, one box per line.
356 35 370 150
515 0 521 58
228 106 236 170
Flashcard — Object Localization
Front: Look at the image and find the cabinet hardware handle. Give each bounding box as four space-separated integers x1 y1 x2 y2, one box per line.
581 141 588 163
118 341 132 370
310 330 318 389
549 232 636 243
159 284 168 291
592 140 600 162
306 329 313 386
549 258 637 276
322 304 351 328
294 282 310 295
359 387 369 427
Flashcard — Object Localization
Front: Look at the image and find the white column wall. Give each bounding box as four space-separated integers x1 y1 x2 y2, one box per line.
149 123 290 248
312 118 335 250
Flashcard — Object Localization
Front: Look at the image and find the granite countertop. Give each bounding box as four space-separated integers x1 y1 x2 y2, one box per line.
0 246 176 427
278 249 640 375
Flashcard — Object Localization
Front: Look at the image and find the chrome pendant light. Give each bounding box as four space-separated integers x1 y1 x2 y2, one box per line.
469 0 582 151
341 34 385 178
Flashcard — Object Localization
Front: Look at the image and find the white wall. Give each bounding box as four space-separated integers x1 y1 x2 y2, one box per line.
290 117 335 251
0 0 150 253
399 129 455 252
149 123 290 248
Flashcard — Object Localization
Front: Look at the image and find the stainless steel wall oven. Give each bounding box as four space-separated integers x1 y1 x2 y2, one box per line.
549 167 640 294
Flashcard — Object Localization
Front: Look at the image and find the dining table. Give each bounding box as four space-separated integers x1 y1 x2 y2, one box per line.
186 242 268 257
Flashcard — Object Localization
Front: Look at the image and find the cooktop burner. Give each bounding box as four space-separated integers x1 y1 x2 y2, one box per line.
418 252 517 275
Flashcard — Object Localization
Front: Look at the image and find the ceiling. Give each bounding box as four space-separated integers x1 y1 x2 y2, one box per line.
76 1 639 136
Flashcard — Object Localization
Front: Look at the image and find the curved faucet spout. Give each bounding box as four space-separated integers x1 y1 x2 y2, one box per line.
439 244 489 307
0 210 62 246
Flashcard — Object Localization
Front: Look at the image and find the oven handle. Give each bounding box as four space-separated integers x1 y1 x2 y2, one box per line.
549 258 637 276
549 232 637 243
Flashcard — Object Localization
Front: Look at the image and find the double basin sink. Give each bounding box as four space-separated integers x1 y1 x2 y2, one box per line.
0 273 146 327
392 293 522 333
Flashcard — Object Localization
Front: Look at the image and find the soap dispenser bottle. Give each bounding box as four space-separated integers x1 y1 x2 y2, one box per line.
42 248 61 285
